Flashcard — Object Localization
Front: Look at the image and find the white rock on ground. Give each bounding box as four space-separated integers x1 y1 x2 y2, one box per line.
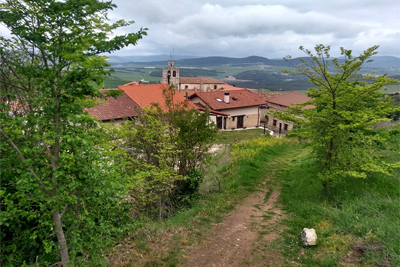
301 228 317 246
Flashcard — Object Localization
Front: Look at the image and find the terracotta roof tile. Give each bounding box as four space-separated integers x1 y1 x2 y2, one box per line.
193 102 230 116
266 91 314 109
178 89 197 98
86 90 139 121
256 92 287 101
180 77 226 84
212 84 248 91
119 83 197 111
190 89 266 111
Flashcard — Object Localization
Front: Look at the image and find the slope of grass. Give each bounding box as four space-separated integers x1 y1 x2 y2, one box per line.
271 134 400 266
212 128 265 145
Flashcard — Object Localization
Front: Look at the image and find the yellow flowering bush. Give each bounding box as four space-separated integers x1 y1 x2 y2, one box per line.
230 136 300 163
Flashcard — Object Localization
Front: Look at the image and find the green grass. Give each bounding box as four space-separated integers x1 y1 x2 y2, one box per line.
381 83 400 93
272 144 400 266
103 77 131 88
212 128 265 145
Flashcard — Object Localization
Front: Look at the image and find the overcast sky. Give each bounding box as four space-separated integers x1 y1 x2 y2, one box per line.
1 0 399 59
107 0 400 58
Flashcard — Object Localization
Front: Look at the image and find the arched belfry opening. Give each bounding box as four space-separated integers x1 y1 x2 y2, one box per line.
161 60 179 88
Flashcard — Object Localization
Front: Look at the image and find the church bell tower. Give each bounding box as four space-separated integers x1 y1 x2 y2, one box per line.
161 60 180 88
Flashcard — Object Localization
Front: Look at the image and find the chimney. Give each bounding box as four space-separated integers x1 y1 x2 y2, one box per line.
224 92 229 104
185 85 189 100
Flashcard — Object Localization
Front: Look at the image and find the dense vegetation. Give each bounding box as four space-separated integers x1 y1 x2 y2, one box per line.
0 0 148 265
121 86 218 220
276 123 400 266
232 70 313 90
270 45 399 187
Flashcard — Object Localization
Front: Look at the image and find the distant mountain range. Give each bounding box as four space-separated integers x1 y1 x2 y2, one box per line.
107 55 400 69
106 54 198 63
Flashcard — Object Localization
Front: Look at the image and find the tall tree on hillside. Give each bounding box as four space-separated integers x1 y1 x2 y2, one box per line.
270 45 399 187
124 85 218 219
0 0 146 265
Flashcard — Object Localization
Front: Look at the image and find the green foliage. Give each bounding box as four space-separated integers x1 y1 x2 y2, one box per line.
0 0 146 265
230 136 300 164
123 85 218 219
212 128 265 145
387 93 400 121
124 112 185 220
276 146 400 266
272 45 400 187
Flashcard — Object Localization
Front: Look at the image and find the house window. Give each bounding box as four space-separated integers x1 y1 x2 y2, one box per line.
273 119 277 126
284 124 288 130
173 71 176 77
214 85 217 89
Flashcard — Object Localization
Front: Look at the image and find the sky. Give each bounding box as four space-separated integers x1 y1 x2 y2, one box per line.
1 0 399 59
107 0 400 59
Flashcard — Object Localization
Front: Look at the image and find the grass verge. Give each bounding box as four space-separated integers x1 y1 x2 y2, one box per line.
271 145 400 266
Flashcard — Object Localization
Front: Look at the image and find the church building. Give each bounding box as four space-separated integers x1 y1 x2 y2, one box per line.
160 60 225 95
160 60 180 86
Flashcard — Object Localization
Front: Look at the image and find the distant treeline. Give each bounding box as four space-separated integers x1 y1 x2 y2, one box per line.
231 71 400 91
112 67 146 74
150 68 223 78
235 70 309 83
227 80 314 91
231 70 313 91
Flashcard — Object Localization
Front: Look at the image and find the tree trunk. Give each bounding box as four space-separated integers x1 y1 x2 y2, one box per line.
159 192 162 221
52 210 69 267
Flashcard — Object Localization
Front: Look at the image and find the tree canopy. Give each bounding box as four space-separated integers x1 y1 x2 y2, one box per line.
270 45 399 187
0 0 146 266
123 85 218 220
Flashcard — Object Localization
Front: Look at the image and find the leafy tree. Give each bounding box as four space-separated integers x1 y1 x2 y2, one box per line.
0 0 146 265
162 86 218 177
125 112 185 220
271 45 399 187
124 85 218 218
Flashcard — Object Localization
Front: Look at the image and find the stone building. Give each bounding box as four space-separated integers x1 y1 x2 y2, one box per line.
160 60 225 94
189 89 265 130
160 60 180 87
263 91 313 134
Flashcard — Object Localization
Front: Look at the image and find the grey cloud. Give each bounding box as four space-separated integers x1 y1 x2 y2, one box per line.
172 5 364 39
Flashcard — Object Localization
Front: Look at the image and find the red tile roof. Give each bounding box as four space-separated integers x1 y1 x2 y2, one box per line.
212 84 248 91
119 82 197 111
86 89 139 121
193 102 230 116
266 91 314 109
178 89 197 98
256 92 287 101
190 89 266 111
180 77 226 84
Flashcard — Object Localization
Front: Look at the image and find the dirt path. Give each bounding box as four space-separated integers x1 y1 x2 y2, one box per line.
180 170 285 267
